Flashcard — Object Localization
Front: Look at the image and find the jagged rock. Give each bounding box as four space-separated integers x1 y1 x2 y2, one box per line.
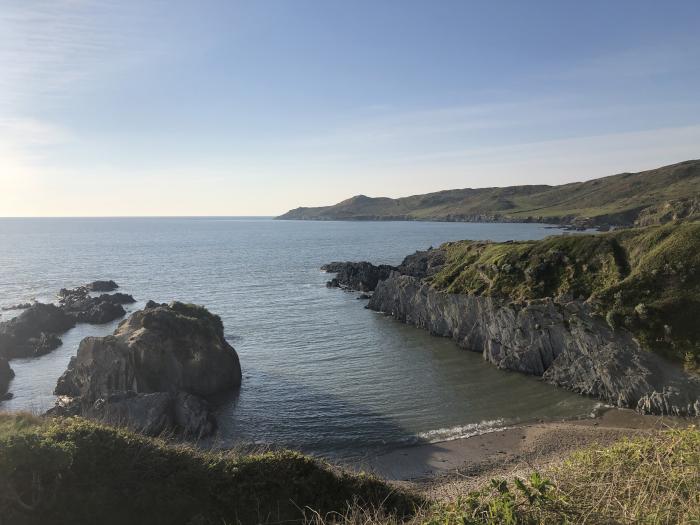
321 261 395 292
51 301 242 437
86 280 119 292
322 248 446 293
395 248 447 279
1 302 34 311
55 391 217 438
0 357 14 400
0 303 74 359
58 286 134 324
368 272 700 416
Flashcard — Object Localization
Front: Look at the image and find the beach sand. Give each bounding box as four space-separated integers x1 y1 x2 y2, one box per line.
364 408 693 498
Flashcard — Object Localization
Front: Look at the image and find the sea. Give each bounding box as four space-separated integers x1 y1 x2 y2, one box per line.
0 217 599 462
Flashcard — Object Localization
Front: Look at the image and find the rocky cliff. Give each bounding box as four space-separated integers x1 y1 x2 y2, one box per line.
51 301 242 437
326 222 700 416
369 272 699 415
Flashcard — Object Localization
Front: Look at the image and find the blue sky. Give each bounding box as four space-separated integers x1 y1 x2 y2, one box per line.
1 0 699 216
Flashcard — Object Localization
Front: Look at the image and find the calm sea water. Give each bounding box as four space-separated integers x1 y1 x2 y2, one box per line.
0 218 598 461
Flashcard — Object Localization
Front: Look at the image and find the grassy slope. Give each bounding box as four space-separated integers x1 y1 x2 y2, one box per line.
426 221 700 366
2 414 698 525
420 427 700 525
0 414 418 525
277 160 700 225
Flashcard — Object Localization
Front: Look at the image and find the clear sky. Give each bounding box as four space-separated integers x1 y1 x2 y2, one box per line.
1 0 699 217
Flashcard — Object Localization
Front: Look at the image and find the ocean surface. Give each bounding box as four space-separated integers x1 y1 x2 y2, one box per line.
0 218 599 462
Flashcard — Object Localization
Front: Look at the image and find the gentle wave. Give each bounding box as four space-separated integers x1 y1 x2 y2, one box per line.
416 418 509 444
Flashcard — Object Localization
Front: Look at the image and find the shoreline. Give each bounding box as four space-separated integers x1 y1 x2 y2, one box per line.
363 408 695 490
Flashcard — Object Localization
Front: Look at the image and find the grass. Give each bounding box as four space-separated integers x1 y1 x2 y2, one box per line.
425 221 700 368
0 413 419 525
308 427 700 525
278 160 700 226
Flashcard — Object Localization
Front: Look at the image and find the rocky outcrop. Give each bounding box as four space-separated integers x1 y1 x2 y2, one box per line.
367 272 700 416
322 262 395 292
0 357 14 400
0 303 75 359
52 301 242 437
86 280 119 292
0 281 134 360
58 286 135 324
322 248 446 293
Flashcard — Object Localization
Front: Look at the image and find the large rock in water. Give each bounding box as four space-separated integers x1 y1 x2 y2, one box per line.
0 303 75 358
53 301 242 437
0 357 14 400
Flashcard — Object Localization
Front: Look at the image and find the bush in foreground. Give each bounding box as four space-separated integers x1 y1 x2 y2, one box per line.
0 413 418 525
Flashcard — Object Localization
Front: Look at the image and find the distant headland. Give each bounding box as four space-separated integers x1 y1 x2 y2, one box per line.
277 160 700 229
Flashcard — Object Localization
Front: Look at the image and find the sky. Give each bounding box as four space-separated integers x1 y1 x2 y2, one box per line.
1 1 699 217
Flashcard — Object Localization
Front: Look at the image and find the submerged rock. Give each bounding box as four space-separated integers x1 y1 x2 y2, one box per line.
0 303 74 359
0 357 14 400
52 301 242 437
86 280 119 292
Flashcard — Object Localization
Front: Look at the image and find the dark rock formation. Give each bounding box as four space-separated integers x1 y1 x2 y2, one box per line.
0 357 14 400
86 280 119 292
58 286 135 324
396 248 447 279
322 248 446 293
367 272 700 416
52 301 242 437
0 282 133 361
0 303 74 359
322 261 395 292
49 391 216 438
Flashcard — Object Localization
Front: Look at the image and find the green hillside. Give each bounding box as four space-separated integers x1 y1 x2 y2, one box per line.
427 221 700 366
277 160 700 227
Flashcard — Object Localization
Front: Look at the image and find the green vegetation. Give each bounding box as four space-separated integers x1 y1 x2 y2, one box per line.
0 413 418 525
307 428 700 524
278 160 700 226
2 414 698 524
416 427 700 525
425 221 700 368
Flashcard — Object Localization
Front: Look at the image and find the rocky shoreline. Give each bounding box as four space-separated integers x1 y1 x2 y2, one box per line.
323 246 700 417
50 300 242 438
0 281 137 400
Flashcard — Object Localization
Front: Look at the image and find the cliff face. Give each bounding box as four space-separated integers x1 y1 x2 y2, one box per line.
368 273 700 416
324 222 700 416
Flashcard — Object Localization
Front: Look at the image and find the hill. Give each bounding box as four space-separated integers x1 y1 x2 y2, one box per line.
1 412 698 524
277 160 700 227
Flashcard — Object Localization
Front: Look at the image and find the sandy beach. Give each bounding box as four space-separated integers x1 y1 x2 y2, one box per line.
364 408 694 497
